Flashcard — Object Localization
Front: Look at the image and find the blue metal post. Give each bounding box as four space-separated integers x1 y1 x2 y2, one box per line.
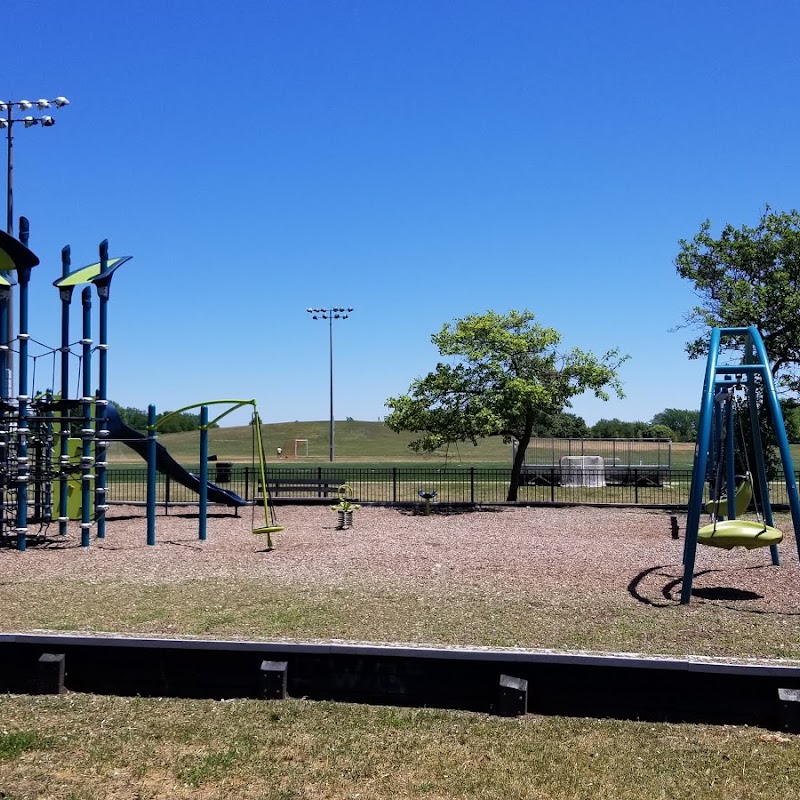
57 246 72 535
0 283 7 399
95 240 110 539
0 280 8 541
146 404 157 546
749 325 800 561
14 253 34 552
681 328 722 603
199 405 208 541
80 288 93 548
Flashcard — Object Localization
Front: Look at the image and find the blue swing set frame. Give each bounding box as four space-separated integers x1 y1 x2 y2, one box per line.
681 326 800 604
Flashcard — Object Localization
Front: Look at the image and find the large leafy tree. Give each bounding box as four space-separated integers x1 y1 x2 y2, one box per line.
675 207 800 392
385 310 627 501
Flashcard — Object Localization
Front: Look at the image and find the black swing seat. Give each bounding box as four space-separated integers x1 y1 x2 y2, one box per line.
698 519 783 550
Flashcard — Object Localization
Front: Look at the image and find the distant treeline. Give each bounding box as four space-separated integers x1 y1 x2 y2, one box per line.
112 403 218 434
110 404 800 442
547 405 800 443
534 410 697 442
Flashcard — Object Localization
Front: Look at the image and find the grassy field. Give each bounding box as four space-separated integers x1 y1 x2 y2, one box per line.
1 694 797 799
105 419 515 466
105 421 800 473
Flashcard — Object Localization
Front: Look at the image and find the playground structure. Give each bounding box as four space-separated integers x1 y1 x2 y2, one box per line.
0 222 132 551
0 224 282 551
141 399 283 549
681 326 800 603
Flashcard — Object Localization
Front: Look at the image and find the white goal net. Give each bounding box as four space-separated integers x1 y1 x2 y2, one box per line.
559 455 606 487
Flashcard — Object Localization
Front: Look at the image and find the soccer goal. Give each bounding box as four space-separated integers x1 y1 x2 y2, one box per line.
559 455 606 487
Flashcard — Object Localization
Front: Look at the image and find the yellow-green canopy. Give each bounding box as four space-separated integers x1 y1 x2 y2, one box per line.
0 229 40 273
54 257 129 288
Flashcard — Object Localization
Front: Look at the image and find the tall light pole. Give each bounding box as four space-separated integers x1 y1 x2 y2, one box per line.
0 95 70 394
307 306 353 462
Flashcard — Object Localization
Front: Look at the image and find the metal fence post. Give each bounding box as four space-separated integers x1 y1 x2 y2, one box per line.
470 467 475 504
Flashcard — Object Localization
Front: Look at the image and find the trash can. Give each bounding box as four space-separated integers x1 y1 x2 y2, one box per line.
215 462 232 483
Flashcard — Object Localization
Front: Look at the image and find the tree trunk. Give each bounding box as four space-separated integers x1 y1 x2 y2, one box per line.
506 417 534 501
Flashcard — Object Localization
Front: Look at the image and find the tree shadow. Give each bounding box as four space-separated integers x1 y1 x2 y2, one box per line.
395 504 508 517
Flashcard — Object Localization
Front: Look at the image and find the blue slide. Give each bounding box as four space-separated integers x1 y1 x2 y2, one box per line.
105 404 247 507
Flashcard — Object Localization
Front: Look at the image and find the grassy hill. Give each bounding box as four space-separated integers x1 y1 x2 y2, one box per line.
107 421 778 471
106 419 515 466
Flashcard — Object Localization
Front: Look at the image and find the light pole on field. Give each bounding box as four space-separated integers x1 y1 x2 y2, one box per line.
306 306 353 462
0 95 70 394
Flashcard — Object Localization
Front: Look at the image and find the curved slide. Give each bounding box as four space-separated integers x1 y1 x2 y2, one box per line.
105 404 247 507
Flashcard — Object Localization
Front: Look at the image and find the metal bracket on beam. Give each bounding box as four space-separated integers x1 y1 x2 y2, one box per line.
259 660 288 700
497 673 528 717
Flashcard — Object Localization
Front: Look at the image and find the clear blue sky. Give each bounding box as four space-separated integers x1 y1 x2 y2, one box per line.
3 0 799 428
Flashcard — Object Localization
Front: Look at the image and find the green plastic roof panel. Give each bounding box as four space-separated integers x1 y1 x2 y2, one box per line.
0 229 40 272
54 256 131 288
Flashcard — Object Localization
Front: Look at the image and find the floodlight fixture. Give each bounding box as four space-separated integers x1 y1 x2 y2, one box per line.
17 100 32 111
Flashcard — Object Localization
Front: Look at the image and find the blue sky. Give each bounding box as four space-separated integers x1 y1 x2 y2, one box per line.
3 0 799 428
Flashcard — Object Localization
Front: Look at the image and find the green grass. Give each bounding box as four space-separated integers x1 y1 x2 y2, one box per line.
0 730 53 762
0 694 797 799
105 419 515 466
105 421 800 472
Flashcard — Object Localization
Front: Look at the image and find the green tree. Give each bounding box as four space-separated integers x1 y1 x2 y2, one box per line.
113 404 148 431
531 410 589 438
675 207 800 392
589 418 650 438
384 310 627 500
110 402 215 434
780 399 800 443
643 423 676 440
650 408 699 442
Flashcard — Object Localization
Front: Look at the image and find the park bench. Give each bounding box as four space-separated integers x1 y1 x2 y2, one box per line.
259 478 353 502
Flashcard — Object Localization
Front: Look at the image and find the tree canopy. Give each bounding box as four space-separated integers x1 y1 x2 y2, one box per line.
384 310 627 500
112 403 214 434
649 408 699 442
675 207 800 392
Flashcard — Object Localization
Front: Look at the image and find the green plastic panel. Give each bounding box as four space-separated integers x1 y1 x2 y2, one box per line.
54 257 127 287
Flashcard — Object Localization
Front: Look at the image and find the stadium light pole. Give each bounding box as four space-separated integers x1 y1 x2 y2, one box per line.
0 95 70 394
306 306 353 462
